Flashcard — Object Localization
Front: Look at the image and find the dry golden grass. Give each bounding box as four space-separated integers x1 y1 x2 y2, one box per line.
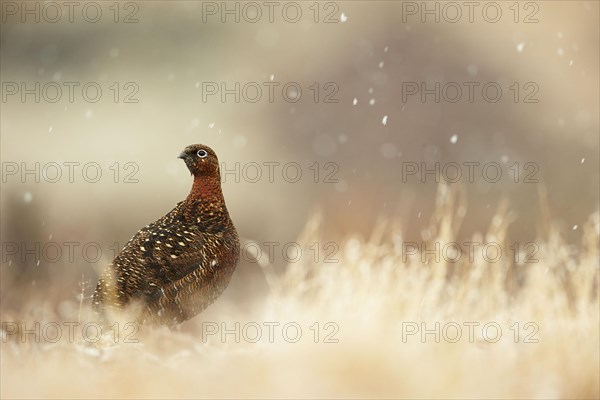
1 185 598 399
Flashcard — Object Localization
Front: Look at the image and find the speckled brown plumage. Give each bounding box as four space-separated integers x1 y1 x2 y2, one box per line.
92 144 239 326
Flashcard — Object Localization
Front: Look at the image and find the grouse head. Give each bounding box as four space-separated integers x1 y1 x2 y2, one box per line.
178 144 219 176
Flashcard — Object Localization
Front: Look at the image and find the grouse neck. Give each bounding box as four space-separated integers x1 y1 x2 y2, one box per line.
187 172 224 203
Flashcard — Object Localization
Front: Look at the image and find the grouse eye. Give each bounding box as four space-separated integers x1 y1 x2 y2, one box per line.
197 149 208 158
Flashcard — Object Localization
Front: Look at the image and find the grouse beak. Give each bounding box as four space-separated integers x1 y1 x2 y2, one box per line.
178 151 187 160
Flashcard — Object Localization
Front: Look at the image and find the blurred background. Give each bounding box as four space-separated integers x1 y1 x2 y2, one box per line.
1 0 598 320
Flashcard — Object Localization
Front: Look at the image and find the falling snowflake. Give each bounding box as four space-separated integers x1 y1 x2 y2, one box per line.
24 192 32 203
516 42 525 53
450 134 458 144
382 115 388 126
340 13 348 22
352 98 358 106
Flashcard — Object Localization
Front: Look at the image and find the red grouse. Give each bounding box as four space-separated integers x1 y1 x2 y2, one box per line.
92 144 239 326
